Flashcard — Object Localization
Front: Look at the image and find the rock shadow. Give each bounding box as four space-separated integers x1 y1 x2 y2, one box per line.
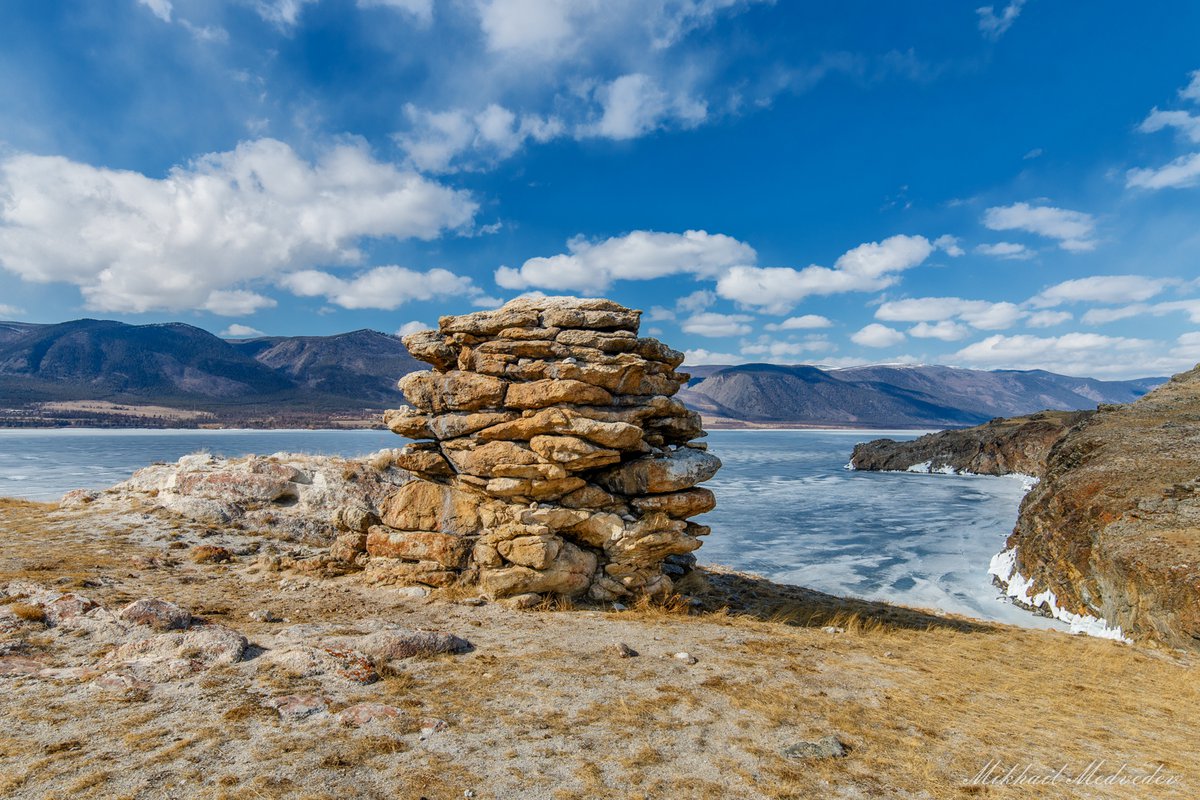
683 565 996 634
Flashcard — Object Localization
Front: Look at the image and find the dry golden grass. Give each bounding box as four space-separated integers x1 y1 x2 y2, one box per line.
8 603 45 622
0 498 57 511
2 500 1198 799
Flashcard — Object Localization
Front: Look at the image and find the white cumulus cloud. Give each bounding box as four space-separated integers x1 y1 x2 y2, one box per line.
975 241 1033 260
1174 331 1200 361
204 290 277 317
0 139 477 314
1126 152 1200 190
676 289 717 314
765 314 833 331
495 229 755 293
1030 275 1171 308
717 235 934 314
581 73 707 141
395 320 431 337
1026 310 1072 328
1127 69 1200 190
1182 70 1200 102
851 323 905 348
741 335 833 360
1082 299 1200 326
220 323 266 338
1139 108 1200 143
982 202 1097 252
283 266 480 310
933 234 965 257
951 332 1182 378
680 311 754 337
909 320 969 341
682 347 744 366
396 104 564 173
875 296 1024 331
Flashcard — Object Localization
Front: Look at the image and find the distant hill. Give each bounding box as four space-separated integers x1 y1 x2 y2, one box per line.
678 363 1164 428
0 320 417 426
0 322 42 345
0 320 294 401
830 365 1157 419
677 364 987 428
229 330 423 405
0 319 1167 428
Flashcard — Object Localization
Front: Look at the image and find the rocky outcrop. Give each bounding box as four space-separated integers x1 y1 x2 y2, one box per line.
356 297 719 601
62 451 412 546
849 410 1092 477
993 366 1200 648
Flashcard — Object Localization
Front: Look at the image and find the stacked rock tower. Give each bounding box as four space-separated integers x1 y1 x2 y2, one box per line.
370 296 720 602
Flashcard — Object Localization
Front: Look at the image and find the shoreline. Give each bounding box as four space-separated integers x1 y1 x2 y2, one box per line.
0 482 1060 635
0 424 938 434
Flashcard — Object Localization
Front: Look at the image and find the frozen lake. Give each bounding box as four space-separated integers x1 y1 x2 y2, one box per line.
0 427 1060 630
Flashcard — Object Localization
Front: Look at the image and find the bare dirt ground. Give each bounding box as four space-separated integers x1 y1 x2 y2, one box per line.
0 497 1196 799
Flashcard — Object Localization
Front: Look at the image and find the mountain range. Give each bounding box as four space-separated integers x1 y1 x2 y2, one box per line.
677 363 1162 428
0 318 1166 428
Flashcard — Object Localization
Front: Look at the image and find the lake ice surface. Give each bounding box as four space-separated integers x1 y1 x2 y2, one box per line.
0 427 1064 631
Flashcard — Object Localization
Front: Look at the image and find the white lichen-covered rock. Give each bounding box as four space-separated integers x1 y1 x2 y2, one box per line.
62 451 412 545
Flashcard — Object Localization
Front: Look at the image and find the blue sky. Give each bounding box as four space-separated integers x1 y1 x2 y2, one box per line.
1 1 1199 378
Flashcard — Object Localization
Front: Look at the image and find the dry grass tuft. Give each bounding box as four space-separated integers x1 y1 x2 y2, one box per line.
0 498 56 511
9 603 46 623
534 594 577 612
189 545 232 564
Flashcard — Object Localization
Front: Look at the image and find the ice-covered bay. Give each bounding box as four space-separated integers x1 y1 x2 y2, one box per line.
0 427 1062 630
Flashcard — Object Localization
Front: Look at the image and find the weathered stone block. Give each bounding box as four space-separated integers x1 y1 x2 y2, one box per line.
596 448 722 496
379 482 482 536
366 526 472 568
505 379 613 409
529 434 622 471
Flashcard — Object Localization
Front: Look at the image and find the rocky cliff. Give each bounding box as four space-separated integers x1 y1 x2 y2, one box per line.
849 410 1092 476
992 366 1200 648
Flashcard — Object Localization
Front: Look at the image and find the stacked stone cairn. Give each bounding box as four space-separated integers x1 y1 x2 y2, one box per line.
362 297 720 602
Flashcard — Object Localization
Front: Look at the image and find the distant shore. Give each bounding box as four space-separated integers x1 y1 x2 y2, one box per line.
0 403 947 433
0 420 940 433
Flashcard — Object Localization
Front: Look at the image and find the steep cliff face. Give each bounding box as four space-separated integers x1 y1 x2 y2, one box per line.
849 410 1090 476
995 366 1200 648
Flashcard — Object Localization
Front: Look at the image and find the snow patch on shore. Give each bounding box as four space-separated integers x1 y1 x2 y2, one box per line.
902 462 1040 491
988 548 1129 642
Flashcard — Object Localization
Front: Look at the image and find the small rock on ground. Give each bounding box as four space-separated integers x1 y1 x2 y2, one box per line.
502 593 541 609
419 717 448 740
335 702 403 727
782 735 848 759
266 694 328 720
612 642 638 658
118 598 192 631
